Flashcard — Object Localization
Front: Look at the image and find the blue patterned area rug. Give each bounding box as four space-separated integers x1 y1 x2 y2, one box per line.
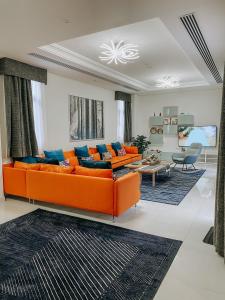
0 209 182 300
115 168 205 205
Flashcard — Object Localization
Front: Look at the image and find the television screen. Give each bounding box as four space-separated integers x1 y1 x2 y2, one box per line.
178 126 217 147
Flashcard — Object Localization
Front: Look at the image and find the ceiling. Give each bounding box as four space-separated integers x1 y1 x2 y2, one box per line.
0 0 224 93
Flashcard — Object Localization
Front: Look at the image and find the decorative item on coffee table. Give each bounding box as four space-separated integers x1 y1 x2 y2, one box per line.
144 149 161 165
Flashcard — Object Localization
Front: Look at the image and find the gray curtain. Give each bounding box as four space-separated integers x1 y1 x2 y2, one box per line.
214 67 225 259
124 100 132 142
0 57 47 84
4 75 38 157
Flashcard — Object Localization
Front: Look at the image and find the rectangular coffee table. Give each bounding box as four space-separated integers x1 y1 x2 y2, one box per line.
125 160 173 187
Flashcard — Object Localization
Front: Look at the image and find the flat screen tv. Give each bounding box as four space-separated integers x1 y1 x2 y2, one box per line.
178 125 217 147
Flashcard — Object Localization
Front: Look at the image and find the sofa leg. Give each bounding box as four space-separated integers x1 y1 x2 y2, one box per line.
112 216 116 223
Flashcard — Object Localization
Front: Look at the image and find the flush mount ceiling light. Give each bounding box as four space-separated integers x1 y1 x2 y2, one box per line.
99 40 139 64
156 76 180 88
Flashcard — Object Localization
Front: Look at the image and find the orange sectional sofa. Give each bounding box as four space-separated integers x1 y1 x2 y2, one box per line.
3 164 141 217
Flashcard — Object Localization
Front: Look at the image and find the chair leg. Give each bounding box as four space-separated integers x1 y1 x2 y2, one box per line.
173 163 177 169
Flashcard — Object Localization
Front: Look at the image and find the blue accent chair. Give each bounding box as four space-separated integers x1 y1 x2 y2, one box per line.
172 143 203 170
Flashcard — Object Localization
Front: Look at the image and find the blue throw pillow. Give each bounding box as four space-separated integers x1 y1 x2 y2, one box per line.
19 156 38 164
80 160 112 169
96 144 107 154
36 157 59 165
44 149 64 162
74 145 89 158
96 144 108 159
111 142 122 154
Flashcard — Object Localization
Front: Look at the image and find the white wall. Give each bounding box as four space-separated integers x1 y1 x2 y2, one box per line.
133 87 223 154
43 73 118 150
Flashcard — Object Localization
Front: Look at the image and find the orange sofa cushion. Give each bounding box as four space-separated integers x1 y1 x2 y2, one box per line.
14 161 40 170
40 164 74 174
75 166 113 179
64 150 76 159
123 145 139 154
68 156 79 167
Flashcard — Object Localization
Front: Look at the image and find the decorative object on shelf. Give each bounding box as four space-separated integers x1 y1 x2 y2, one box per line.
131 135 151 154
159 112 162 116
157 128 163 134
150 127 157 134
171 117 178 125
154 112 156 116
69 95 104 141
99 40 139 64
163 117 171 125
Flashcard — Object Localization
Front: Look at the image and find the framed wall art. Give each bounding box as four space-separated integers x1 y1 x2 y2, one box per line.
69 95 104 141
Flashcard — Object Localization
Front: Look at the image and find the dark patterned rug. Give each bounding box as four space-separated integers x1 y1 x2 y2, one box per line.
115 168 205 205
0 209 182 300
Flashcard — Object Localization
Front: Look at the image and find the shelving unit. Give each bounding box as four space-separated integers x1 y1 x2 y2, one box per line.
149 106 194 146
149 116 163 145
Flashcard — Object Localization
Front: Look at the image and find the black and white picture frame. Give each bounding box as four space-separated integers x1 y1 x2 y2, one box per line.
69 95 104 141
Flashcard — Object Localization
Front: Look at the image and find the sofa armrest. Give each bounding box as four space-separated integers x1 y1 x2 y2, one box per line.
3 166 27 197
123 145 139 154
113 172 140 217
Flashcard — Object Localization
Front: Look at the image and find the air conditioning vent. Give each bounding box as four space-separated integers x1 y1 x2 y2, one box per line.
180 13 222 83
29 53 139 92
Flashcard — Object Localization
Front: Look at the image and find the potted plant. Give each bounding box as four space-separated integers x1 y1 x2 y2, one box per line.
131 135 151 154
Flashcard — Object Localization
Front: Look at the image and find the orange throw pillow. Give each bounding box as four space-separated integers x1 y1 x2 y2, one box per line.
40 164 74 174
14 161 40 170
68 156 79 167
64 150 76 159
89 147 98 154
106 145 116 157
75 166 113 179
92 153 101 161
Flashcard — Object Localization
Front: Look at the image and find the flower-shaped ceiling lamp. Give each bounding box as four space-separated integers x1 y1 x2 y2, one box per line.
99 40 140 64
156 76 180 88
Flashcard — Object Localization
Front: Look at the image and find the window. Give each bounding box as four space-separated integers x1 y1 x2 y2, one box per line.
31 81 45 151
117 100 125 142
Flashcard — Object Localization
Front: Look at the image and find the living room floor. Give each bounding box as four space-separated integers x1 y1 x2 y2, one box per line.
0 164 225 300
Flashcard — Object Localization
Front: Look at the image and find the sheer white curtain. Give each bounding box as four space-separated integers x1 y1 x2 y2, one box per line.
31 81 45 152
117 100 125 142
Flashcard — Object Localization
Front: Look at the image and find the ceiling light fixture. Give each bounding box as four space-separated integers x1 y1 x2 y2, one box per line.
99 40 139 64
156 76 180 88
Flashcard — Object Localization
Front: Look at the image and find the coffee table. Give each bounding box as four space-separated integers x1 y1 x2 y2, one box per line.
125 160 173 187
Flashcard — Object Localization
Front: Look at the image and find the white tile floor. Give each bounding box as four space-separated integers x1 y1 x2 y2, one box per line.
0 163 224 300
